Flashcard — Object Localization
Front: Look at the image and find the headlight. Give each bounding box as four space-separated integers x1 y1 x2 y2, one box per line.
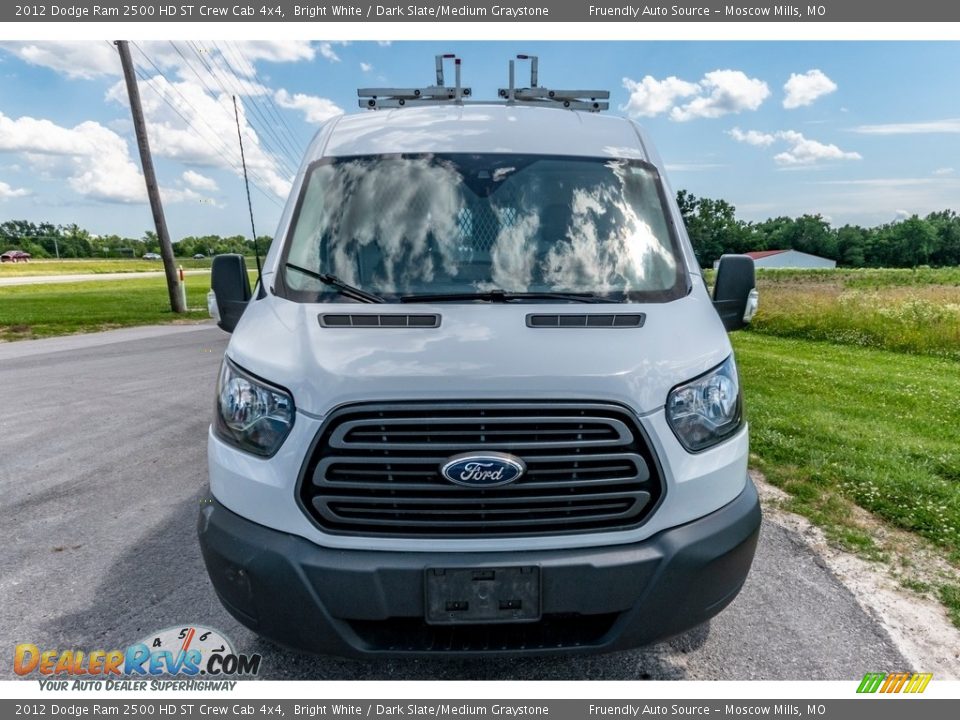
666 355 743 452
215 359 294 457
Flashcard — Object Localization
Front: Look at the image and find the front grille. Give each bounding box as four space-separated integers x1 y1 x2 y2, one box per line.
299 402 663 537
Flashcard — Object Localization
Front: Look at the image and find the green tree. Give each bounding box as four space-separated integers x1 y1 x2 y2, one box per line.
835 225 867 267
927 210 960 266
676 190 745 267
885 216 938 267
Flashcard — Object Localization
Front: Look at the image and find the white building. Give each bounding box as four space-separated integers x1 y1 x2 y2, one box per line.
714 249 837 269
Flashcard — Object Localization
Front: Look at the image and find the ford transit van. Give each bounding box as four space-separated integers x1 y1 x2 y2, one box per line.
199 56 761 657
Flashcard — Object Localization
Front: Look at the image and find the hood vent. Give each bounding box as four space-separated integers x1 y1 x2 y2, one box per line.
526 313 645 328
320 314 441 328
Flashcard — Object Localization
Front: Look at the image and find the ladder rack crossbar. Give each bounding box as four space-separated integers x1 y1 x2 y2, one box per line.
358 55 611 113
501 88 611 101
358 87 473 100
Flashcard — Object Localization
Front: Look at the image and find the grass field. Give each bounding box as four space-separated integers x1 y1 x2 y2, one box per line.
0 276 211 340
0 257 217 276
737 267 960 625
748 268 960 360
735 333 960 554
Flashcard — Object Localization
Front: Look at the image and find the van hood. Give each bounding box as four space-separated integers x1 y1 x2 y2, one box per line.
225 290 732 417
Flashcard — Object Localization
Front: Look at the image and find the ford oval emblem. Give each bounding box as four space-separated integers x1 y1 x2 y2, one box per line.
440 452 526 488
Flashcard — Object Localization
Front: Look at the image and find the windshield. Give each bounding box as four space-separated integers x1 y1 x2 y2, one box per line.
279 153 688 303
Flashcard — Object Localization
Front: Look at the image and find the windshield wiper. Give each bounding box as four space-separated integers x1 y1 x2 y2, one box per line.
400 290 619 304
285 262 385 304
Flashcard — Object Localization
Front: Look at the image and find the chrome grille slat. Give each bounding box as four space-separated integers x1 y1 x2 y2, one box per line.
299 401 663 537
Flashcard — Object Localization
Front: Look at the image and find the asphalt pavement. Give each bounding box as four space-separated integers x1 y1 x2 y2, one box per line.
0 325 909 680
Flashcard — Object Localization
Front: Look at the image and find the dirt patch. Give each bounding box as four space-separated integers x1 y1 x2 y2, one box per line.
753 469 960 678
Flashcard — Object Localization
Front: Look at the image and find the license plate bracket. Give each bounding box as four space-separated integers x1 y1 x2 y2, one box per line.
425 566 541 624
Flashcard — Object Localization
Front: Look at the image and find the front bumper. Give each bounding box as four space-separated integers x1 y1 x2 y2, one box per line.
197 477 761 657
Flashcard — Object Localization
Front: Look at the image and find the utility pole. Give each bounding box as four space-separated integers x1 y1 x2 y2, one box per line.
115 40 185 313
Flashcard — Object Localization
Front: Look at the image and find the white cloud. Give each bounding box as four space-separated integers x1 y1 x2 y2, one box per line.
182 170 218 192
377 41 393 47
728 127 777 147
670 70 770 122
275 88 344 124
0 111 146 203
730 127 861 166
0 40 319 83
783 69 837 109
161 186 209 204
360 62 373 73
621 75 699 118
318 42 343 63
818 178 952 187
0 41 119 79
622 70 768 121
774 130 861 166
0 40 325 205
233 41 316 64
933 167 955 176
851 118 960 135
106 76 293 197
0 180 30 199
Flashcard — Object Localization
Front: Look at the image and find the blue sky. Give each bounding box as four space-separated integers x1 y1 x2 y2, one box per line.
0 41 958 240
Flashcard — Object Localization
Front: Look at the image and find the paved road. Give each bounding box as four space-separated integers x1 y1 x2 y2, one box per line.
0 270 209 286
0 326 909 680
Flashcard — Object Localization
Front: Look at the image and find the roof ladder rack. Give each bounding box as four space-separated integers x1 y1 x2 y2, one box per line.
498 55 610 112
358 54 472 109
358 55 609 112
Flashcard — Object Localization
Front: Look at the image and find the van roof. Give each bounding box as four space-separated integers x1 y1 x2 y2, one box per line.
319 105 649 161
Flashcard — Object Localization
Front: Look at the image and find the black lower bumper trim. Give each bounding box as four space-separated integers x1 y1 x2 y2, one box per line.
197 478 761 657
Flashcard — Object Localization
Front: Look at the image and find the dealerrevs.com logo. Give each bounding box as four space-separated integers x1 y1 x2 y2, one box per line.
15 626 261 690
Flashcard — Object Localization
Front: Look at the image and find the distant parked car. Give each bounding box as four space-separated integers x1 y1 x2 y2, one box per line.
143 252 162 260
193 253 206 259
0 250 31 263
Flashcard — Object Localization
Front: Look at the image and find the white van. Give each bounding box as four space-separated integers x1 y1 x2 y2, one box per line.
200 56 761 657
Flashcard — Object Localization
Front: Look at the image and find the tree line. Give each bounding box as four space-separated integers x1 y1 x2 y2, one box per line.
3 193 960 269
0 220 272 259
677 191 960 268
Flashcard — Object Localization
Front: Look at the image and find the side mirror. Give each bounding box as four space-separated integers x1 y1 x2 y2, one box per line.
712 254 758 332
211 254 251 333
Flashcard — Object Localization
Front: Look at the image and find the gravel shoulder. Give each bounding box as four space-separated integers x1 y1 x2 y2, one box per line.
755 473 960 677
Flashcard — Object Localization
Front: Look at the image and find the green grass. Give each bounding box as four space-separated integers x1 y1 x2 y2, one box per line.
733 332 960 558
939 584 960 627
0 257 217 276
746 268 960 360
754 266 960 289
0 276 211 340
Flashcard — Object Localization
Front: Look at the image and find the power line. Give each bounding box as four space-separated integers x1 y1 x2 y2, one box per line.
158 41 298 188
223 41 307 159
188 39 303 172
120 41 285 209
215 40 305 164
166 40 300 181
182 40 301 179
